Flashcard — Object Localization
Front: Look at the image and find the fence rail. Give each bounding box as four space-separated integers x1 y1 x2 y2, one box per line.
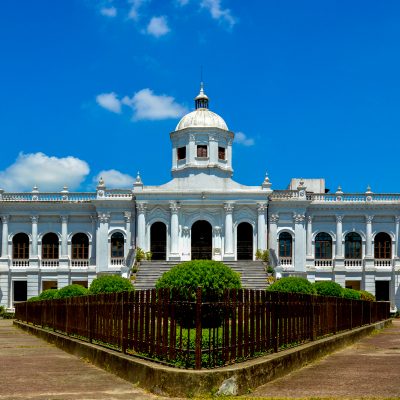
15 289 390 369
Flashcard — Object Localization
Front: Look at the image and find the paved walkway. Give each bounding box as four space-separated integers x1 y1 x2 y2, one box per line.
0 320 171 400
249 319 400 399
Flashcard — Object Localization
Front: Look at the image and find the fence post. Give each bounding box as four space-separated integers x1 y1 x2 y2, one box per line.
272 293 279 352
121 291 128 354
195 286 202 370
311 295 316 341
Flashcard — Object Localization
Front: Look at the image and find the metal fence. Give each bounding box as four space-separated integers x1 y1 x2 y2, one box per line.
15 289 390 369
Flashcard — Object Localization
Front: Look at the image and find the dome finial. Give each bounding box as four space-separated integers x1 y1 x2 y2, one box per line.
195 81 209 110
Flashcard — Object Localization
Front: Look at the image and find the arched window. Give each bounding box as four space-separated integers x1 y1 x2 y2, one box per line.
315 232 332 259
42 233 59 259
111 232 124 258
279 232 292 258
374 232 391 259
345 232 362 259
71 233 89 260
13 233 29 259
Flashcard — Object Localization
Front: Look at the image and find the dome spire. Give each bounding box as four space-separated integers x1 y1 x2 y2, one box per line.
195 81 209 109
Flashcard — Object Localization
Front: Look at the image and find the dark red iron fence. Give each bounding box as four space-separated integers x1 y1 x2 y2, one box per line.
15 289 390 369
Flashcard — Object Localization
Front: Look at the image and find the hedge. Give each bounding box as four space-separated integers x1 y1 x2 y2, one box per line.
267 277 316 294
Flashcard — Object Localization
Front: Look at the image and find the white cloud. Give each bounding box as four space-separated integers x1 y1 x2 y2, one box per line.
122 88 187 120
234 132 255 147
100 6 117 17
146 16 170 37
201 0 236 28
127 0 148 21
96 92 121 114
94 169 134 188
0 152 90 192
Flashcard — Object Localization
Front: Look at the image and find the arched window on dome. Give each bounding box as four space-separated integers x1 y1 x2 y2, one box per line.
197 145 208 158
218 147 226 160
315 232 332 259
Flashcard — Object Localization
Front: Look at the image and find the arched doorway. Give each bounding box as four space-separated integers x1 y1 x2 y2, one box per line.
237 222 253 260
191 220 212 260
150 222 167 260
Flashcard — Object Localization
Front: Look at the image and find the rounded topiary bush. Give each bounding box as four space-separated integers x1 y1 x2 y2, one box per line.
360 290 375 302
155 260 241 300
55 284 88 299
39 289 58 300
89 275 133 294
27 296 40 302
267 277 316 294
342 288 361 300
313 281 343 297
156 260 241 327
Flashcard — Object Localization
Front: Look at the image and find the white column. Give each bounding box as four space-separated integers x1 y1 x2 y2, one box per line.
30 216 38 258
169 202 180 257
395 216 400 258
124 211 132 254
90 216 97 265
268 214 279 252
1 216 9 258
213 226 222 261
224 203 234 257
96 212 110 272
257 203 267 251
60 215 68 258
365 215 374 257
136 203 147 250
306 215 313 257
293 213 306 272
335 215 343 257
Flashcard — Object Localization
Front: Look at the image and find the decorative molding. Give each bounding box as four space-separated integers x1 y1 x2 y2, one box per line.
257 203 267 214
182 226 190 236
395 216 400 224
136 203 147 213
30 216 39 224
213 226 222 235
335 215 343 223
365 215 374 224
293 213 305 223
97 212 110 223
269 214 279 223
60 215 68 223
1 215 9 224
307 215 313 224
169 201 180 213
224 203 234 213
124 211 132 222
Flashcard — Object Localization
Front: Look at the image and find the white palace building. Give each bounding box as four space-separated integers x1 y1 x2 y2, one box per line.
1 84 399 311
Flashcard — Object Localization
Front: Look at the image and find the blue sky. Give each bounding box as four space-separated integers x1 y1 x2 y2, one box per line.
1 0 400 193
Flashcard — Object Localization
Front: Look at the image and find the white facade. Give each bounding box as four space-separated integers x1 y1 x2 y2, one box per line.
1 85 399 311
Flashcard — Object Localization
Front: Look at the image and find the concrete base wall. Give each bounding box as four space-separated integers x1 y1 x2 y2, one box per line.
14 319 392 397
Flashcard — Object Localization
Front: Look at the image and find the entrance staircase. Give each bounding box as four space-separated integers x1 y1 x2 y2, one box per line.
133 260 269 290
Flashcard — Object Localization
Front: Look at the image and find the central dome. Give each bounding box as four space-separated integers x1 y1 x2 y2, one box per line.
175 82 229 131
175 109 228 131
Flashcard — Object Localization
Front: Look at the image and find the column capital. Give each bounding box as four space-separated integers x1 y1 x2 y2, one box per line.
293 213 305 223
30 215 39 224
365 215 374 223
395 216 400 224
269 213 279 223
60 215 68 223
124 211 132 222
335 215 343 223
169 201 180 213
257 202 267 214
136 202 147 213
213 226 222 235
97 212 110 223
1 215 9 223
224 202 234 213
307 215 313 223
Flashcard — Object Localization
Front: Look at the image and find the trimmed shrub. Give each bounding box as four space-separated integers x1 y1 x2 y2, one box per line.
39 289 58 300
155 260 241 300
55 284 88 299
89 275 133 294
156 260 241 327
267 277 316 294
342 288 361 300
360 290 375 302
313 281 343 297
